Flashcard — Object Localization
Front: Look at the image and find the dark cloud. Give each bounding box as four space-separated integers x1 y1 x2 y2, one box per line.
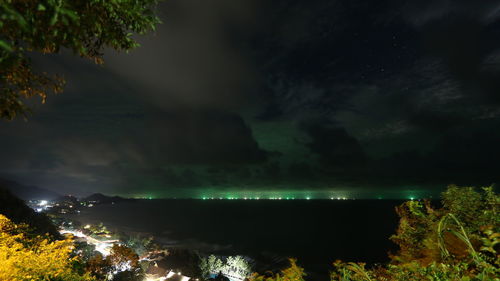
131 110 268 165
2 0 500 197
103 0 261 111
301 121 367 171
370 119 500 186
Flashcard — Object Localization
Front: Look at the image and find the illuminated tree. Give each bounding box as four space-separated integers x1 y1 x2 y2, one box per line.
0 214 94 281
86 253 112 280
85 244 143 280
0 0 161 120
224 256 252 280
123 234 154 256
200 254 224 278
108 244 140 270
250 258 306 281
107 244 143 280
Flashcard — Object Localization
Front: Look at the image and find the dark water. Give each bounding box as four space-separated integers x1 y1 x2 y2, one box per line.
66 199 406 280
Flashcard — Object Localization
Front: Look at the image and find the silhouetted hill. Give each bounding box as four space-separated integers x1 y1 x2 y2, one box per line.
84 193 129 204
0 178 60 200
0 187 60 238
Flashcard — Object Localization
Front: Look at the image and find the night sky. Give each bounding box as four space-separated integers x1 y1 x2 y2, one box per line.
1 0 500 198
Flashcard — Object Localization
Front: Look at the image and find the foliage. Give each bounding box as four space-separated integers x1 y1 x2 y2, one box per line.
199 254 252 280
85 244 143 281
73 240 98 263
123 234 154 256
83 222 111 236
249 258 306 281
0 214 94 281
225 255 252 278
108 244 141 272
200 254 224 278
329 185 499 281
441 185 499 233
0 0 161 120
160 248 202 278
87 252 112 280
389 199 440 264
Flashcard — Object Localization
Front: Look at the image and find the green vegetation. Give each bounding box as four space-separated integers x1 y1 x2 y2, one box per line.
250 258 307 281
0 0 161 120
86 244 143 281
245 185 498 281
328 185 499 281
0 214 94 281
200 254 252 280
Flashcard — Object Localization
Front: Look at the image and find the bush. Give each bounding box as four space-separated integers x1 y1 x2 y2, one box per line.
0 214 94 281
329 185 499 281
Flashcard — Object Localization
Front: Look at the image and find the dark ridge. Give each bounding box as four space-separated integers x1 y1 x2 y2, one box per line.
0 186 61 239
83 193 131 204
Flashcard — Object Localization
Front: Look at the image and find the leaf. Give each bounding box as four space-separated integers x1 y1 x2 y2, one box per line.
0 40 13 52
37 4 46 11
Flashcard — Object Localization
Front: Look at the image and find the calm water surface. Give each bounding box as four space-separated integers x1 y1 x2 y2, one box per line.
66 200 407 280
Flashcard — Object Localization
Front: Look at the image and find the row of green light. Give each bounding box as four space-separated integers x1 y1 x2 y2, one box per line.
200 196 352 200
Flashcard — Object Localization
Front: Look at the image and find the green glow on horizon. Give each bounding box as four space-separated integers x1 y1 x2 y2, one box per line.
128 187 435 200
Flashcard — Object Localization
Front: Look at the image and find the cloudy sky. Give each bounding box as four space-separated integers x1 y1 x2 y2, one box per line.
1 0 500 198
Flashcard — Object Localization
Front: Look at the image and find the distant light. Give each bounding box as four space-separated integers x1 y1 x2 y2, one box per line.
306 197 311 200
84 224 91 229
39 200 48 206
410 197 415 200
337 197 341 200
